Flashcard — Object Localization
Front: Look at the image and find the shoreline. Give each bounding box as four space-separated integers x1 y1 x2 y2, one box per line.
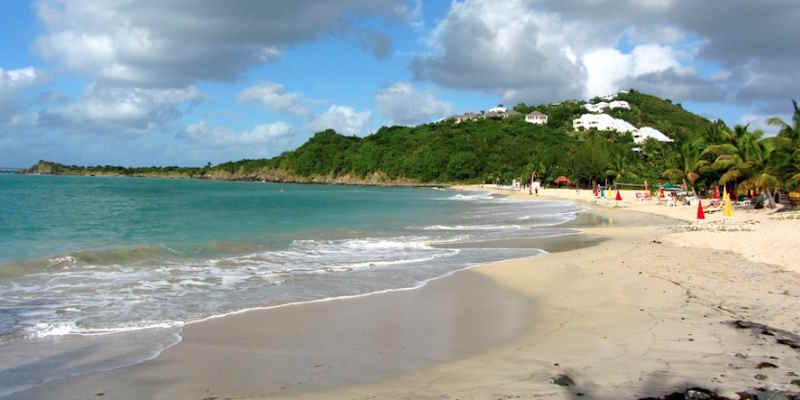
12 187 800 399
16 169 451 188
8 196 601 400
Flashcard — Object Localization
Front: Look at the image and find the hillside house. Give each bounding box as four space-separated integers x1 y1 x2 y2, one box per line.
583 102 609 113
451 112 482 124
633 127 673 144
488 104 507 113
583 100 630 113
525 111 548 125
572 114 637 133
609 100 631 110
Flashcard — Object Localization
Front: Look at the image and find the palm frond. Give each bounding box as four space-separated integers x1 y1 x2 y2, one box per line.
662 168 683 180
719 169 742 185
701 144 738 157
767 117 790 129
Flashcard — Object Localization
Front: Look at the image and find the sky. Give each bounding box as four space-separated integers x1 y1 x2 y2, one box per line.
1 0 799 167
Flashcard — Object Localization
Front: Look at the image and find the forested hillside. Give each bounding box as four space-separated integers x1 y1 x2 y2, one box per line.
212 90 715 186
27 91 800 197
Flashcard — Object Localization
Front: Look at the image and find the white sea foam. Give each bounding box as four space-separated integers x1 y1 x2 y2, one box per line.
47 255 76 267
442 192 495 201
2 235 473 341
421 224 524 231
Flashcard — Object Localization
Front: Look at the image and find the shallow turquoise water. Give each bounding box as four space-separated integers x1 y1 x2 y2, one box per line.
0 174 458 264
0 174 582 398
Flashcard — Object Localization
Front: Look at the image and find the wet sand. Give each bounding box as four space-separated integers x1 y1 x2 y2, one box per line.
16 260 539 400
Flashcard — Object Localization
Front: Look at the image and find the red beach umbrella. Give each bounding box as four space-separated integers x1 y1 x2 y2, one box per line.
697 200 705 220
615 189 622 201
554 176 570 186
712 186 720 199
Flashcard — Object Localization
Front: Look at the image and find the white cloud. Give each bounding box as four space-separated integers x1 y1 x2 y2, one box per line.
411 0 596 104
185 121 291 146
583 44 682 98
38 84 201 134
0 67 43 93
27 0 418 141
1 66 44 125
309 105 371 136
32 0 413 87
237 83 309 116
413 0 799 109
375 82 452 126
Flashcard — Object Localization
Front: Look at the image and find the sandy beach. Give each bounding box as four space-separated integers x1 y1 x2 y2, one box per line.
16 187 800 399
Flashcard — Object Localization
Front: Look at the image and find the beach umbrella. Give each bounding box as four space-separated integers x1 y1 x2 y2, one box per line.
712 186 720 199
696 200 705 220
615 189 622 201
722 187 734 217
554 176 570 186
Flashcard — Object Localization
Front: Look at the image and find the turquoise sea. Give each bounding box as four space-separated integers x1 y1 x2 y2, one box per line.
0 174 582 397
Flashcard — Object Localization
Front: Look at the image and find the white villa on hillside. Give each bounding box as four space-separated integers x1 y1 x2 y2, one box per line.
573 114 637 133
525 111 548 125
488 104 507 113
583 102 608 113
633 127 673 144
573 114 674 144
583 100 630 113
452 112 482 124
609 100 630 110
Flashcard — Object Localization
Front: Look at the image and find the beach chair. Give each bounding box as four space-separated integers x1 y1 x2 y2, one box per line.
737 200 752 208
790 192 800 209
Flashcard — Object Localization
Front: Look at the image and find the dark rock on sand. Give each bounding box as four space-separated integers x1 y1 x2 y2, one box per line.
551 374 575 387
729 320 800 351
757 362 779 369
640 387 800 400
639 387 715 400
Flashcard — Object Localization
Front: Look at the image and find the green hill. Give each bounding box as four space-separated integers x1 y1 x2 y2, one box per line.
26 90 730 188
209 89 714 186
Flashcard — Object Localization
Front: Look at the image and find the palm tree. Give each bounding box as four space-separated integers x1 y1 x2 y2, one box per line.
700 125 781 207
738 136 781 208
767 100 800 190
663 140 704 196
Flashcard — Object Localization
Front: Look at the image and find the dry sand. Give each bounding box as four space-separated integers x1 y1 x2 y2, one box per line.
18 186 800 400
265 187 800 399
460 185 800 273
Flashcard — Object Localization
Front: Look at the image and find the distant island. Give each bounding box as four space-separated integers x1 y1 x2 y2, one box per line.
24 90 800 198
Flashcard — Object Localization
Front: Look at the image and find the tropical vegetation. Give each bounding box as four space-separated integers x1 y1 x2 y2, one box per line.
26 91 800 206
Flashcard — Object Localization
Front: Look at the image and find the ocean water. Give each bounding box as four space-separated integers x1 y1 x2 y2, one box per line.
0 175 582 397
